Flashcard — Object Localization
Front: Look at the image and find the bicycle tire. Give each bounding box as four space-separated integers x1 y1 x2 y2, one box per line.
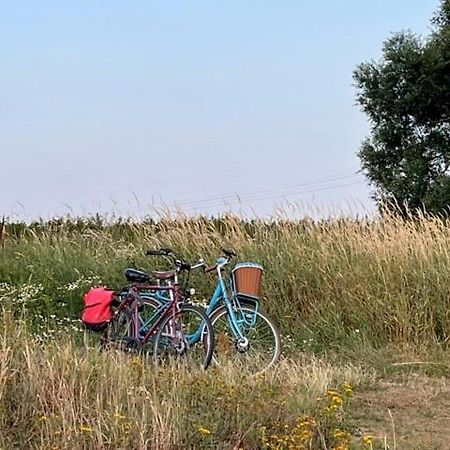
152 303 215 370
108 297 161 347
209 304 281 375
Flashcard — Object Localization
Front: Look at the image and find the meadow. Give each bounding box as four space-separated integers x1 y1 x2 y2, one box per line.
1 212 450 448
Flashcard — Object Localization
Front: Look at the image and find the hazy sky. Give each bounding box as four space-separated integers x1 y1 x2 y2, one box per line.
0 1 439 220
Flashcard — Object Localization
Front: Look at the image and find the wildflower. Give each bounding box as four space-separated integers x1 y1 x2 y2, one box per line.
333 428 346 439
79 425 92 433
300 429 312 440
297 419 311 428
326 389 340 397
129 356 143 367
342 383 353 395
363 434 374 446
307 417 316 427
197 426 212 435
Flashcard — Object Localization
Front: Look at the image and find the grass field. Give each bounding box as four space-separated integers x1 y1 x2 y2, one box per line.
1 212 450 448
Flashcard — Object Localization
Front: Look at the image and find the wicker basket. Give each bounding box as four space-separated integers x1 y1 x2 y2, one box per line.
231 262 264 299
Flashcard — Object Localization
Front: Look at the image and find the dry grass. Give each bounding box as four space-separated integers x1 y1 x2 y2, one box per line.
0 310 373 449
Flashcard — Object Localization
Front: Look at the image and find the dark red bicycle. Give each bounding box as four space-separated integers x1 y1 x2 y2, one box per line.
107 249 215 369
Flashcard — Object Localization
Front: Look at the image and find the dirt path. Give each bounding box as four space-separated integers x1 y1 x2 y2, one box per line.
355 375 450 449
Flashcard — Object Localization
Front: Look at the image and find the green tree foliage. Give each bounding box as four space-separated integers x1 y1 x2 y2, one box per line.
354 0 450 214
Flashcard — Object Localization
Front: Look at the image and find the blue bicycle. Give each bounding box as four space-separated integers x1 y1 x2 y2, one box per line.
144 248 281 374
201 249 281 374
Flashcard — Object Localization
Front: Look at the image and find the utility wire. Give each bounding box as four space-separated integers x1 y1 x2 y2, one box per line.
174 176 361 210
114 175 364 216
158 174 360 209
116 174 360 213
180 180 365 213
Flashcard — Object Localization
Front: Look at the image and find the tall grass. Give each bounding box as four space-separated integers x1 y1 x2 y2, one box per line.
2 212 450 348
0 309 371 449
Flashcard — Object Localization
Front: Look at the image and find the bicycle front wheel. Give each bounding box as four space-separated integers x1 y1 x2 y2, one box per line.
152 304 214 370
210 305 281 375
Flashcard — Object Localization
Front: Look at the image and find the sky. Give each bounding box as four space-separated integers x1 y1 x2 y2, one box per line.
0 0 440 220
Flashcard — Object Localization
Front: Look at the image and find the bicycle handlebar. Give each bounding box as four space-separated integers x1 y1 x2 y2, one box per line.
203 249 237 274
146 248 205 272
190 259 206 270
204 264 217 273
146 247 237 274
222 248 237 258
145 248 172 257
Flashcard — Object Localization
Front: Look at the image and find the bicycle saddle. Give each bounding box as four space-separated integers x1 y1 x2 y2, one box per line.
153 269 176 280
124 268 151 283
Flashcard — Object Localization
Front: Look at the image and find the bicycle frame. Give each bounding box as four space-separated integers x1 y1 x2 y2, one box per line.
181 265 260 344
207 266 260 337
114 283 182 345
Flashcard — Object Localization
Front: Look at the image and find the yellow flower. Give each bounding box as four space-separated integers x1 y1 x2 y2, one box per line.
297 419 311 428
326 404 339 412
130 356 143 367
197 426 212 436
327 389 340 397
331 395 343 406
307 417 316 427
333 428 351 445
363 434 374 445
342 383 353 394
297 416 316 427
79 425 92 433
300 429 312 440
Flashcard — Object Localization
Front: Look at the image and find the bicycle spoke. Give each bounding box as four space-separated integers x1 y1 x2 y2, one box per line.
153 304 214 370
210 305 280 374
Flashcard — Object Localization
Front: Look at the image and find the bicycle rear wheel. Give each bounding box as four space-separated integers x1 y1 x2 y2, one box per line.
107 309 141 352
152 304 214 370
109 297 161 351
209 305 281 375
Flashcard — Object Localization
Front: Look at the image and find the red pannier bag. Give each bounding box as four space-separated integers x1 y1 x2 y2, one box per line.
81 287 115 332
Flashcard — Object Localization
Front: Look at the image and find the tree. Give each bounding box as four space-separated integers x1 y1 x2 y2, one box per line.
354 0 450 214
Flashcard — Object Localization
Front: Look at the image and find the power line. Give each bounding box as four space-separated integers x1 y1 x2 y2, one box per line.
176 176 361 210
181 180 365 213
162 174 360 209
114 174 365 216
116 174 359 213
